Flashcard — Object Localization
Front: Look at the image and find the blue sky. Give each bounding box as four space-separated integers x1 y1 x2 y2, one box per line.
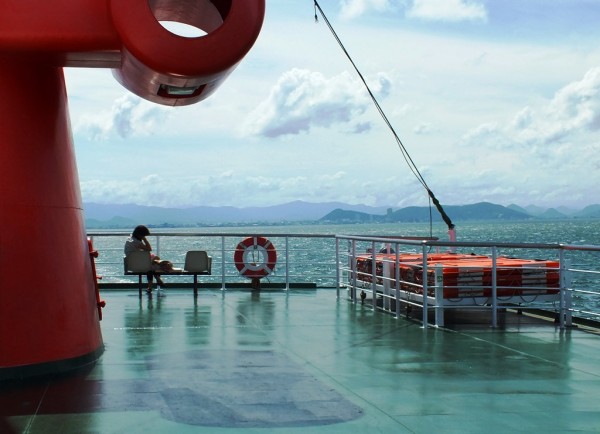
66 0 600 210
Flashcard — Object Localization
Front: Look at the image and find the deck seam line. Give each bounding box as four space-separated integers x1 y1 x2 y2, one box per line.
23 379 51 434
442 327 587 372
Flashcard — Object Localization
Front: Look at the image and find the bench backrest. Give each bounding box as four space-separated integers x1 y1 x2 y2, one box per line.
184 250 211 272
124 251 153 273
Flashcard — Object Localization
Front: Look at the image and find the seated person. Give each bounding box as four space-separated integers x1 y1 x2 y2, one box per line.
124 224 168 294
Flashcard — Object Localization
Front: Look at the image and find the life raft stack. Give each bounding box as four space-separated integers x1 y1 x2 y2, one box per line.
355 252 560 301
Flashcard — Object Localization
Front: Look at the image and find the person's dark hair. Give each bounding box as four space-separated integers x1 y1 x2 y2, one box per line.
132 225 150 240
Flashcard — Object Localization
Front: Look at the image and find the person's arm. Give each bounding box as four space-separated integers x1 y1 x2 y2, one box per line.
141 237 152 251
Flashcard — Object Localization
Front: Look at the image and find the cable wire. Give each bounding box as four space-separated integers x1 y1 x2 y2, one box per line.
313 1 454 230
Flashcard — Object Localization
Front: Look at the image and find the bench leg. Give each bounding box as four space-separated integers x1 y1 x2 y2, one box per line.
138 275 143 298
194 275 198 297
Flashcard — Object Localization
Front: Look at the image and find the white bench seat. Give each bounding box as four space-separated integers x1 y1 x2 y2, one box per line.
124 250 212 297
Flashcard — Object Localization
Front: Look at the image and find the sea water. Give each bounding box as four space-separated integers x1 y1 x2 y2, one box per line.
133 219 600 244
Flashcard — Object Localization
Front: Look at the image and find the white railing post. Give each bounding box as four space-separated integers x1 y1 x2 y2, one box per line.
382 258 390 311
559 250 565 329
351 240 357 302
565 263 573 327
395 245 400 318
221 236 226 291
491 246 498 328
434 264 444 327
285 236 290 291
371 241 377 310
335 237 340 298
559 253 572 328
422 244 429 328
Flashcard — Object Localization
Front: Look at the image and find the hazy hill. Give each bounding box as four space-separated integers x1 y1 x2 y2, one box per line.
576 204 600 218
84 201 599 228
524 204 548 216
556 206 578 216
320 209 377 223
321 202 530 224
83 201 389 228
507 204 529 215
539 208 568 219
394 202 529 222
509 204 574 218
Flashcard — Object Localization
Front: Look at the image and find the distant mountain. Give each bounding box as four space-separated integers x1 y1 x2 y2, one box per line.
507 204 529 215
539 208 567 219
321 202 530 223
435 201 599 220
83 201 600 228
320 209 377 223
83 201 390 228
509 203 574 219
556 206 578 216
523 204 548 217
576 204 600 218
398 202 529 221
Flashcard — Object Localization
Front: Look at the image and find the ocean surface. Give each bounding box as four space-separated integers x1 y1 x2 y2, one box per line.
91 219 600 319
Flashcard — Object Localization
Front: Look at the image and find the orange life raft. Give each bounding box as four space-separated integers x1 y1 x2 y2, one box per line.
355 253 559 299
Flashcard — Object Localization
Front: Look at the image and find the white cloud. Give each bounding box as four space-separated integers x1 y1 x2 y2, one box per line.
339 0 394 19
81 170 412 208
441 67 600 209
413 122 435 135
242 69 391 138
407 0 487 22
75 94 170 140
545 67 600 133
460 67 600 151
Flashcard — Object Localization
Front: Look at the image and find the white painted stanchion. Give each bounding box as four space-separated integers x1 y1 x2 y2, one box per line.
491 246 498 328
434 264 444 327
422 244 429 328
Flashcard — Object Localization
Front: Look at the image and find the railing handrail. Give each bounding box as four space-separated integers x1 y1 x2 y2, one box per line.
88 232 341 290
89 231 337 239
336 234 600 252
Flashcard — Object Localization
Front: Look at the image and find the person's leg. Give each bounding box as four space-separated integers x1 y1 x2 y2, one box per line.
146 272 154 293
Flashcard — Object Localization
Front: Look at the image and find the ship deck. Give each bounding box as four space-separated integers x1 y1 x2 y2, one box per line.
2 288 600 433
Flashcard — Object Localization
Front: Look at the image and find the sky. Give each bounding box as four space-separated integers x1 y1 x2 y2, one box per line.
65 0 600 211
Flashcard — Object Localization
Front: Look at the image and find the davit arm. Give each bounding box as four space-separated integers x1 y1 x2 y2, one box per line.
0 0 265 379
0 0 265 106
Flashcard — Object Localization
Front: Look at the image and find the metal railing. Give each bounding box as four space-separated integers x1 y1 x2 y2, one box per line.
336 235 600 329
88 231 338 289
88 231 600 329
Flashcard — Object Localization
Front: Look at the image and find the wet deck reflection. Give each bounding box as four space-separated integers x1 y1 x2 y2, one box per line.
2 289 600 433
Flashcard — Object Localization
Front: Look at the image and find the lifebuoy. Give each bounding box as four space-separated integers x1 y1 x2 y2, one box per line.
234 236 277 279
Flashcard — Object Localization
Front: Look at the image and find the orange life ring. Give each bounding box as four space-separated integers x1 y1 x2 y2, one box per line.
234 236 277 279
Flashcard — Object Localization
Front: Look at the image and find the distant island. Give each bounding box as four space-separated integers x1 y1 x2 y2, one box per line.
83 201 600 229
320 202 600 224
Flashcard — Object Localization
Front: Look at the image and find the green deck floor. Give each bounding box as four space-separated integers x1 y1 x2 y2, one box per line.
2 289 600 433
